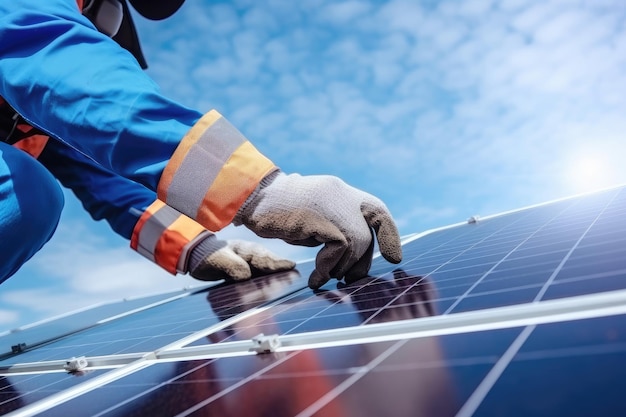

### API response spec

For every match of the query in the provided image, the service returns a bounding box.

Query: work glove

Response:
[187,236,296,281]
[234,172,403,289]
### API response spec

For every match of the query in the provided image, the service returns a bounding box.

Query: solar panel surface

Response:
[0,289,203,358]
[1,185,625,417]
[0,270,307,365]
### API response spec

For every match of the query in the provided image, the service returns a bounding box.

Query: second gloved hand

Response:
[234,172,403,289]
[187,236,296,281]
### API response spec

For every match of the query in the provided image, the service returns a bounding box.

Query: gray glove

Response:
[187,236,296,281]
[234,172,403,289]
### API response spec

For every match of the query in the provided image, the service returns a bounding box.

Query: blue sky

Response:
[1,0,625,332]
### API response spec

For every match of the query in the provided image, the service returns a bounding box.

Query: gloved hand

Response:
[187,236,296,281]
[234,172,403,289]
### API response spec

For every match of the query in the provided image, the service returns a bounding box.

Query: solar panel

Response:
[1,185,625,416]
[0,288,205,358]
[0,270,308,365]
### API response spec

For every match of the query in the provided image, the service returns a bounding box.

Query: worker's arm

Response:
[0,0,196,190]
[0,0,402,288]
[0,1,272,231]
[37,139,295,281]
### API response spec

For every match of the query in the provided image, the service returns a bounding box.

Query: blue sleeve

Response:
[38,138,156,240]
[0,0,203,190]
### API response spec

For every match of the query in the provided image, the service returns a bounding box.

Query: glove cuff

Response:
[186,234,226,274]
[131,200,209,274]
[232,170,283,226]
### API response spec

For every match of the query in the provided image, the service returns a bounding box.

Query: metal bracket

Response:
[250,334,281,354]
[11,343,26,354]
[467,215,480,224]
[64,356,88,373]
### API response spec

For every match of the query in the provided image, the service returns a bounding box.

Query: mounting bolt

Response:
[467,215,480,224]
[250,334,281,354]
[64,356,88,373]
[11,343,26,353]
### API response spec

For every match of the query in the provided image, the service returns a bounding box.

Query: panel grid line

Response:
[363,206,544,324]
[454,187,619,417]
[443,196,585,314]
[534,189,618,302]
[91,360,218,417]
[174,352,300,417]
[455,325,536,417]
[294,339,409,417]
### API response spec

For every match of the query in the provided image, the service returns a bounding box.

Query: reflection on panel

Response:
[44,328,523,417]
[0,268,309,366]
[187,187,626,347]
[188,269,440,346]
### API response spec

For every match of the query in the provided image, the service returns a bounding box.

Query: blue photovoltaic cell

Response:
[474,314,626,417]
[0,289,199,358]
[0,370,106,415]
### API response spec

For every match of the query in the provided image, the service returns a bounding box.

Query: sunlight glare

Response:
[564,152,615,193]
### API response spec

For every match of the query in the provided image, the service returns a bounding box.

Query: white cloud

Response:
[131,0,626,221]
[0,309,19,326]
[319,1,372,24]
[511,2,558,33]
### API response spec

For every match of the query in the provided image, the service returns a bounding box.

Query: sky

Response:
[1,0,625,332]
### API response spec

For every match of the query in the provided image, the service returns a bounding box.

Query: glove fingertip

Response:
[361,201,403,264]
[378,222,403,264]
[229,264,253,281]
[250,257,296,274]
[277,259,297,271]
[375,225,402,264]
[382,246,403,264]
[308,269,330,290]
[216,249,253,281]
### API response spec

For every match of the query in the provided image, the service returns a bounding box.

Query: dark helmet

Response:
[83,0,186,69]
[120,0,186,68]
[128,0,186,20]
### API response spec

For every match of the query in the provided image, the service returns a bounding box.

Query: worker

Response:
[0,0,402,290]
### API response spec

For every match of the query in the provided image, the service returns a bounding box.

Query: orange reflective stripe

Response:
[130,200,165,253]
[12,135,49,159]
[197,141,275,229]
[158,110,276,232]
[153,216,206,274]
[131,200,207,274]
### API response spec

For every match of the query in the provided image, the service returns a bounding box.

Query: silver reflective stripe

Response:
[135,205,179,261]
[165,116,246,217]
